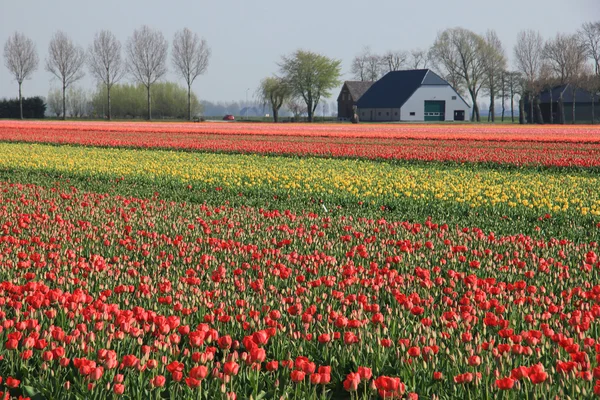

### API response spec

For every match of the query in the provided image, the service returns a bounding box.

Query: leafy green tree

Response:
[257,77,291,122]
[279,50,341,122]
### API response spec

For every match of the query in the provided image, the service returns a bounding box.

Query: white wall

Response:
[400,85,470,121]
[358,108,401,122]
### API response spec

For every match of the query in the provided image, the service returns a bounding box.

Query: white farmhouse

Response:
[356,69,471,122]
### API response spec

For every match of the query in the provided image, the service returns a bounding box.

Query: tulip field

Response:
[1,121,600,399]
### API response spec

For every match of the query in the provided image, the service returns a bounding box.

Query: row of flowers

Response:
[0,182,599,398]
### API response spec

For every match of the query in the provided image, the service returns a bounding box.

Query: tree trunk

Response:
[490,90,495,122]
[147,86,152,121]
[468,89,479,122]
[592,95,596,125]
[558,94,565,124]
[501,96,505,122]
[18,82,23,120]
[307,100,313,122]
[519,98,525,124]
[549,90,553,124]
[187,84,192,121]
[529,94,534,124]
[107,86,112,121]
[511,94,514,123]
[272,106,279,123]
[62,83,67,121]
[535,97,543,124]
[572,89,576,124]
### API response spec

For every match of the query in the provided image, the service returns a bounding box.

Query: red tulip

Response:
[223,361,240,376]
[496,377,515,390]
[343,372,361,391]
[113,384,125,395]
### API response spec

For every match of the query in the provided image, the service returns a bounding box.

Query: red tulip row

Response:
[4,120,600,142]
[3,121,600,167]
[0,181,599,399]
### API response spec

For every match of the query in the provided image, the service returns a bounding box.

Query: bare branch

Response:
[408,48,430,69]
[430,27,488,121]
[88,30,124,90]
[126,25,168,120]
[88,30,124,120]
[351,47,380,81]
[579,21,600,76]
[45,31,86,119]
[4,32,38,85]
[3,32,39,119]
[380,50,408,74]
[172,28,211,120]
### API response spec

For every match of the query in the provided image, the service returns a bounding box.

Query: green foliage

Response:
[279,50,342,122]
[258,77,292,122]
[0,97,45,118]
[91,82,202,119]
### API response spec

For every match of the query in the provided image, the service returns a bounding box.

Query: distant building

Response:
[337,81,374,120]
[356,69,470,122]
[528,84,600,124]
[239,106,264,117]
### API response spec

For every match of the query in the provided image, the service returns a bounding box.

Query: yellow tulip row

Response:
[3,143,600,216]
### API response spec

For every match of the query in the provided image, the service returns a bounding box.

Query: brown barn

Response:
[337,81,374,120]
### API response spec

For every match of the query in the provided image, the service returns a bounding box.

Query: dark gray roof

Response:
[337,81,375,102]
[539,84,599,103]
[356,69,461,109]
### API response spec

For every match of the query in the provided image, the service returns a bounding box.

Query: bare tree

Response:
[505,71,522,123]
[514,30,544,123]
[543,33,583,85]
[483,30,507,122]
[568,52,589,124]
[581,71,600,124]
[499,70,508,121]
[407,48,431,69]
[67,86,89,118]
[430,27,488,121]
[351,47,380,81]
[364,53,381,81]
[88,30,124,120]
[172,28,211,121]
[538,63,559,123]
[45,31,86,120]
[3,32,39,119]
[286,98,307,121]
[126,25,168,120]
[579,21,600,76]
[542,34,583,123]
[351,48,368,81]
[47,88,62,118]
[380,50,408,74]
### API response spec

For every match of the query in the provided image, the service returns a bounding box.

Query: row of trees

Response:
[3,27,210,120]
[347,22,600,123]
[45,82,202,119]
[351,47,431,82]
[514,24,600,124]
[0,97,45,119]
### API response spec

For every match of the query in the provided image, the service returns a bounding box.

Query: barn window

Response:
[410,112,416,116]
[452,96,457,100]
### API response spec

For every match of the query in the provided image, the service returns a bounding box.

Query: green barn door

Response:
[424,101,445,121]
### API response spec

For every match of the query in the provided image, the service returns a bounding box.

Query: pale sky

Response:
[1,0,598,103]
